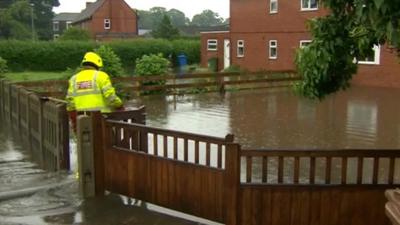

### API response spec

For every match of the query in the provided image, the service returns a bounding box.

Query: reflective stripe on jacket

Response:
[66,69,122,113]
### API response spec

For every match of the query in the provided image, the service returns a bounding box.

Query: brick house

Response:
[201,0,400,88]
[52,13,79,40]
[71,0,138,41]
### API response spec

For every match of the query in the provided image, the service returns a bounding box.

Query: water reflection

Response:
[129,86,400,149]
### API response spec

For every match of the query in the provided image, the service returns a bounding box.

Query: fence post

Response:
[76,114,96,197]
[225,143,241,225]
[57,103,70,171]
[93,112,105,196]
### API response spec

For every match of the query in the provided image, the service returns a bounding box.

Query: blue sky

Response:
[53,0,230,19]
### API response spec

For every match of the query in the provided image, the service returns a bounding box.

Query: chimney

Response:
[86,1,93,8]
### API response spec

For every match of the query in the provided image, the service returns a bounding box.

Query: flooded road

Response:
[133,86,400,149]
[1,85,400,225]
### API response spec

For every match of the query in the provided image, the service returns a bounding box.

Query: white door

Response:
[224,39,230,69]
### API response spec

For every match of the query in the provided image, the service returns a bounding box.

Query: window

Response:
[104,19,111,30]
[66,21,72,29]
[53,21,59,31]
[237,40,244,57]
[357,45,381,65]
[207,39,218,51]
[299,40,311,48]
[301,0,318,10]
[269,40,277,59]
[270,0,278,13]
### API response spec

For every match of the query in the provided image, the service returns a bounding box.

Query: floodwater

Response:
[1,85,400,225]
[131,86,400,149]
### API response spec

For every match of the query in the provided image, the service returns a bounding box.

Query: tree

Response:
[0,0,32,40]
[0,0,60,40]
[58,27,90,41]
[31,0,60,40]
[295,0,400,99]
[191,10,224,26]
[167,9,189,27]
[151,14,180,39]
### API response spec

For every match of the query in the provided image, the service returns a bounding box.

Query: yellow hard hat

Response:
[82,52,103,68]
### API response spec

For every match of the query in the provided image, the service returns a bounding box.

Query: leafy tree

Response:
[137,10,153,29]
[0,0,59,40]
[0,0,32,40]
[151,14,180,39]
[31,0,60,40]
[191,10,224,26]
[167,9,189,27]
[58,27,90,41]
[295,0,400,99]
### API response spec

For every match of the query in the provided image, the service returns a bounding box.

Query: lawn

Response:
[3,71,71,82]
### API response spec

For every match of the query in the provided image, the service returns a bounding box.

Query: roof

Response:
[53,13,79,22]
[72,0,106,24]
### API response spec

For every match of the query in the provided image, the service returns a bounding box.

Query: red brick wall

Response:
[352,46,400,88]
[201,32,230,71]
[225,0,400,88]
[86,0,137,40]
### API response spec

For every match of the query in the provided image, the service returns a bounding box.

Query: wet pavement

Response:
[1,85,400,224]
[0,123,219,225]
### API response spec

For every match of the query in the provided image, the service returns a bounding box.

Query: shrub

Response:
[135,53,170,94]
[0,39,200,72]
[58,27,91,41]
[0,57,8,76]
[135,53,170,77]
[94,45,123,77]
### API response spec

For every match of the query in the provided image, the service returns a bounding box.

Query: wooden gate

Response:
[93,111,400,225]
[92,112,236,223]
[0,81,69,171]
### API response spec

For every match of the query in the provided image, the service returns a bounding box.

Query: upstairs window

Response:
[207,39,218,51]
[301,0,318,10]
[53,21,59,31]
[270,0,278,13]
[104,19,111,30]
[299,40,311,48]
[237,40,244,57]
[357,45,381,65]
[269,40,277,59]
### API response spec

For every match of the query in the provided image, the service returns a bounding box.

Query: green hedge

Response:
[0,38,200,73]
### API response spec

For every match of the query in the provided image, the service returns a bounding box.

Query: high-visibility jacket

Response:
[66,69,122,113]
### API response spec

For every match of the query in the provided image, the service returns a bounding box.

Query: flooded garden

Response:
[1,85,400,224]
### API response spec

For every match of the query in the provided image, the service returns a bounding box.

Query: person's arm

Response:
[98,73,123,109]
[65,76,76,112]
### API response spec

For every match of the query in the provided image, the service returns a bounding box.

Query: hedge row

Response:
[0,39,200,72]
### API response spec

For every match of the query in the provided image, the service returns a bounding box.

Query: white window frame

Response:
[299,40,311,48]
[53,21,59,31]
[237,40,245,57]
[270,0,278,13]
[207,39,218,51]
[269,40,278,59]
[301,0,318,11]
[66,21,72,29]
[358,45,381,65]
[104,19,111,30]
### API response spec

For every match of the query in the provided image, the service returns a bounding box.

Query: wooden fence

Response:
[16,71,299,98]
[89,113,400,225]
[0,79,69,171]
